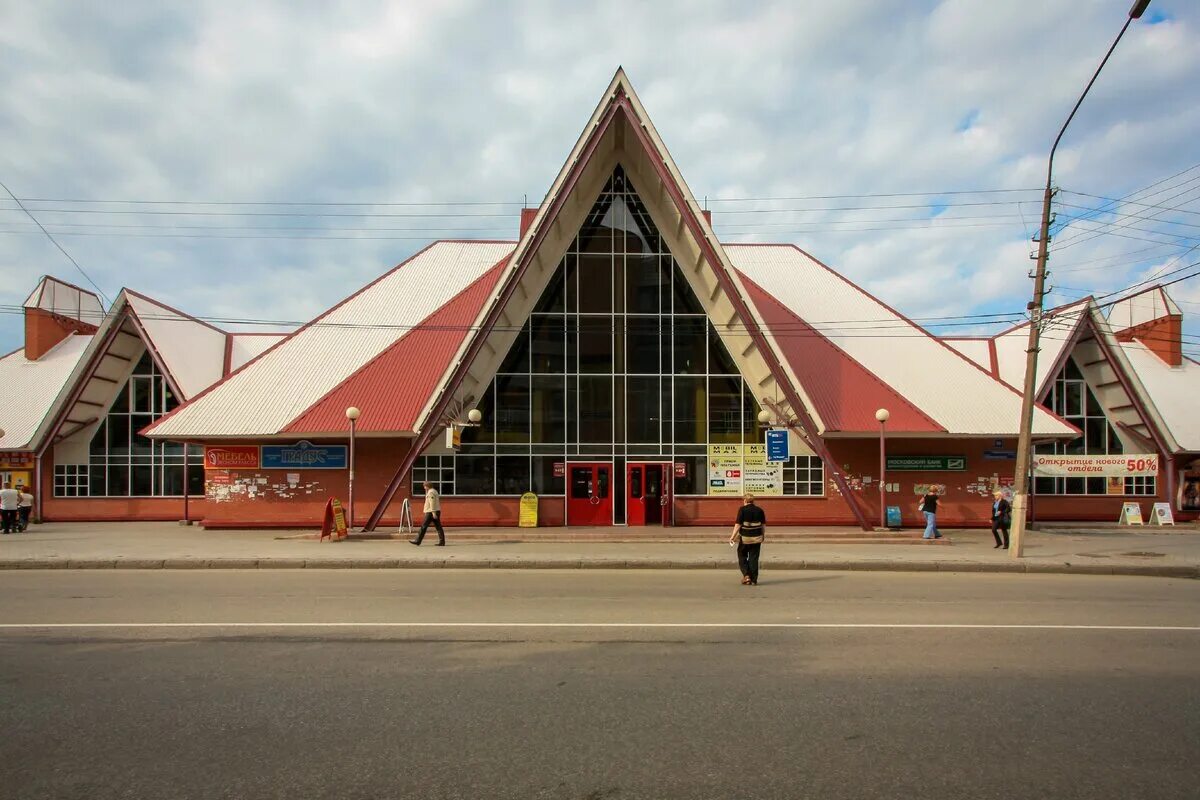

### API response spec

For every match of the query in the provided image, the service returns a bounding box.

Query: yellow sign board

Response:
[706,445,783,496]
[518,492,538,528]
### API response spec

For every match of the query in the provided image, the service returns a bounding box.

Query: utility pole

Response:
[1010,0,1152,558]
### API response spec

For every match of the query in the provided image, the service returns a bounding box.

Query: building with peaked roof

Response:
[11,70,1198,530]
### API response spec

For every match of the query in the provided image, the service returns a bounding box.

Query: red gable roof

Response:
[282,256,510,434]
[739,272,943,434]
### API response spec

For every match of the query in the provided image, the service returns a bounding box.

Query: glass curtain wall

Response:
[415,165,823,519]
[55,350,204,497]
[1033,357,1155,496]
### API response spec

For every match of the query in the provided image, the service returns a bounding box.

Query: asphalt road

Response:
[1,571,1198,800]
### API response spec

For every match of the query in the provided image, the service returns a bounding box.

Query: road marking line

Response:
[0,622,1198,631]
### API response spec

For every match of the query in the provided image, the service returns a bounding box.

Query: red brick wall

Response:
[40,449,207,522]
[24,308,98,361]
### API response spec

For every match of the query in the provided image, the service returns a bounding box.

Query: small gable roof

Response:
[0,334,92,450]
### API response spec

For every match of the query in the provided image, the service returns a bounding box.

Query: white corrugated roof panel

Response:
[147,241,514,438]
[1119,341,1200,451]
[1107,286,1181,331]
[942,338,991,370]
[992,299,1090,392]
[726,244,1075,436]
[228,334,287,371]
[126,291,228,400]
[0,334,92,449]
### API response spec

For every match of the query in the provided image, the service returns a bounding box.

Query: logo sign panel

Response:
[205,446,260,470]
[261,440,348,470]
[886,456,966,472]
[765,429,789,462]
[1033,454,1158,477]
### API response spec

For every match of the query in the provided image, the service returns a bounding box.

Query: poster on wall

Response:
[706,445,783,496]
[1033,454,1158,477]
[707,444,742,496]
[743,445,783,496]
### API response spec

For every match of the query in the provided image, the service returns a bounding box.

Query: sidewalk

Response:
[1,522,1197,578]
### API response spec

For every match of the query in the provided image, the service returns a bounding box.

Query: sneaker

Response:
[408,540,420,546]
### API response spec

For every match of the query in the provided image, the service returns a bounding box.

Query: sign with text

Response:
[765,429,789,462]
[321,497,348,541]
[446,425,462,451]
[0,452,34,469]
[261,440,347,470]
[886,455,966,472]
[204,445,259,470]
[518,492,538,528]
[885,505,903,529]
[1034,454,1158,478]
[707,445,783,496]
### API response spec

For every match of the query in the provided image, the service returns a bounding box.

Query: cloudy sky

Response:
[2,0,1197,355]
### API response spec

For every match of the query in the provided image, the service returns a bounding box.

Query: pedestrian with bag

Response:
[409,481,446,546]
[918,486,942,540]
[0,482,19,534]
[17,486,34,532]
[728,494,766,585]
[990,489,1011,549]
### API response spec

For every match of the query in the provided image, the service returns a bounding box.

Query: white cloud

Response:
[1,0,1197,359]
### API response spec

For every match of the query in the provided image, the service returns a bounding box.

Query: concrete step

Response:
[350,531,952,545]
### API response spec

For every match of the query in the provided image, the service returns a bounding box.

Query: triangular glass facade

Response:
[1033,356,1155,497]
[412,165,813,518]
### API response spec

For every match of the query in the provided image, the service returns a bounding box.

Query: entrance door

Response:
[567,462,613,526]
[626,462,672,526]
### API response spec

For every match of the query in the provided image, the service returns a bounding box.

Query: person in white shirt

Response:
[17,487,34,531]
[0,482,20,534]
[409,481,446,546]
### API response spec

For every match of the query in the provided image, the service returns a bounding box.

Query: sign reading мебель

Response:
[204,445,260,470]
[886,456,966,472]
[707,444,783,496]
[1033,454,1159,477]
[261,440,348,470]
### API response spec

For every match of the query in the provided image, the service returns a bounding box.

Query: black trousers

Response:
[737,542,762,583]
[0,509,16,533]
[991,518,1010,548]
[415,512,445,544]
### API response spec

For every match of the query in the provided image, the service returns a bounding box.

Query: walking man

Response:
[0,482,19,534]
[728,494,766,585]
[409,481,446,546]
[17,485,34,532]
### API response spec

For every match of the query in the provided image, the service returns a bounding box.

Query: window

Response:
[53,464,89,497]
[784,456,825,497]
[1034,357,1156,497]
[84,351,204,497]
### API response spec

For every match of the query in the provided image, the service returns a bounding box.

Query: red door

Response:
[627,462,672,527]
[567,462,613,526]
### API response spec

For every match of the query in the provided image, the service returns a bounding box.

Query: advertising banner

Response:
[765,429,789,462]
[204,445,259,470]
[1033,454,1159,477]
[261,440,347,470]
[518,492,538,528]
[707,445,783,496]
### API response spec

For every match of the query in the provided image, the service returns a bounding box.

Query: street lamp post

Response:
[345,407,360,530]
[1010,0,1152,559]
[875,409,889,529]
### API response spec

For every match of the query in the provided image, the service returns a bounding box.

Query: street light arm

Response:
[1048,14,1137,168]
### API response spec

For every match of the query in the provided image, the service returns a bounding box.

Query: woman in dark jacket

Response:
[729,494,766,585]
[990,490,1012,549]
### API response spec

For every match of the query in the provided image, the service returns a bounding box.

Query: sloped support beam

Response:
[362,95,627,531]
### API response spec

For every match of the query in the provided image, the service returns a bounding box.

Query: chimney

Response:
[702,209,712,226]
[520,208,539,239]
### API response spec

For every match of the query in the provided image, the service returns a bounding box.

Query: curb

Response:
[0,558,1196,579]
